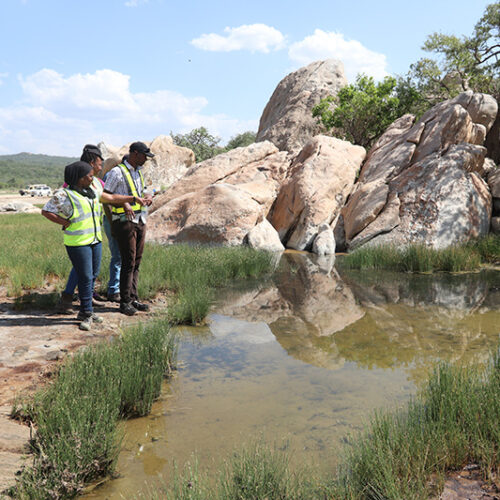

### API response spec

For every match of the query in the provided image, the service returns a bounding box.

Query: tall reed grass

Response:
[333,345,500,499]
[339,237,500,273]
[12,318,176,498]
[145,442,331,500]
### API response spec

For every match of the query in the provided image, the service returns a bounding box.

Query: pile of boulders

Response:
[101,59,499,253]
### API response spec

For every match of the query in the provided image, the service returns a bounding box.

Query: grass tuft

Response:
[340,237,500,273]
[12,318,176,498]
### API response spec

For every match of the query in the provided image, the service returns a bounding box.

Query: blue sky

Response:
[0,0,493,156]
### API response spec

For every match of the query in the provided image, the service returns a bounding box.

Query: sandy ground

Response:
[0,192,51,205]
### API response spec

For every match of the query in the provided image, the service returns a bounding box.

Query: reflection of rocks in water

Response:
[214,252,500,377]
[334,268,500,379]
[275,253,364,336]
[269,316,344,369]
[216,285,292,324]
[338,268,491,312]
[215,252,364,369]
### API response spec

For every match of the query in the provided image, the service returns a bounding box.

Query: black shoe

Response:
[107,293,121,303]
[92,292,107,303]
[132,301,150,312]
[56,292,74,314]
[120,302,137,316]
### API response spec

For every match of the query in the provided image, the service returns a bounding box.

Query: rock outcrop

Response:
[270,136,365,252]
[256,59,347,153]
[98,135,195,189]
[0,202,38,214]
[147,142,290,249]
[342,91,498,249]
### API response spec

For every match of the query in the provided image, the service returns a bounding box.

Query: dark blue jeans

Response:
[65,242,102,314]
[103,217,121,295]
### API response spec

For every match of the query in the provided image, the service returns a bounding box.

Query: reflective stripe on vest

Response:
[63,189,103,246]
[111,164,145,214]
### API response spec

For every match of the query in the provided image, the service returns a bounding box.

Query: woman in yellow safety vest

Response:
[42,161,146,331]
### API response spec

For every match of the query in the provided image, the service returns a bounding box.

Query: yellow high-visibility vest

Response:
[63,189,103,246]
[111,164,145,215]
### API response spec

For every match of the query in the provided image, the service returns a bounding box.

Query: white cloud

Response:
[124,0,149,6]
[288,29,388,82]
[191,24,285,53]
[0,72,8,85]
[0,68,255,155]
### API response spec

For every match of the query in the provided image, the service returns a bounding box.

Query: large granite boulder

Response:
[147,142,290,249]
[147,183,271,246]
[151,141,283,212]
[98,135,195,189]
[256,59,347,153]
[269,135,365,252]
[342,91,498,250]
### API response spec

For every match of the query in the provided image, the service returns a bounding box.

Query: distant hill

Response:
[0,152,78,189]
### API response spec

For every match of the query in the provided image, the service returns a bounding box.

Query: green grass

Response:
[142,346,500,500]
[0,213,275,324]
[0,214,72,296]
[333,345,500,499]
[143,441,330,500]
[11,318,176,499]
[339,236,500,273]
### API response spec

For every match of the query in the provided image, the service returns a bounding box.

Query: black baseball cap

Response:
[129,141,155,158]
[82,144,103,160]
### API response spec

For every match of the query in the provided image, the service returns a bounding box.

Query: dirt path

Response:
[0,291,161,493]
[0,192,51,205]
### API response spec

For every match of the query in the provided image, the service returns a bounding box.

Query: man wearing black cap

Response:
[104,141,154,315]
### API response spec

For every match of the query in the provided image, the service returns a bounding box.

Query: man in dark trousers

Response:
[104,141,154,315]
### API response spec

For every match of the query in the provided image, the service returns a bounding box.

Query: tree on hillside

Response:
[312,75,420,149]
[225,131,256,150]
[171,128,257,162]
[313,3,499,155]
[171,127,224,162]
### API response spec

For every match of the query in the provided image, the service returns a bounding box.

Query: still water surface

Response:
[89,253,500,498]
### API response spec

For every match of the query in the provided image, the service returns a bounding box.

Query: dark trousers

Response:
[112,220,146,305]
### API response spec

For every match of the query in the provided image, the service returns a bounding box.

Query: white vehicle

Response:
[28,184,52,197]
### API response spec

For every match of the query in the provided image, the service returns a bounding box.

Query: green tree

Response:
[225,131,256,151]
[171,127,224,162]
[409,2,499,103]
[313,75,414,149]
[408,2,499,161]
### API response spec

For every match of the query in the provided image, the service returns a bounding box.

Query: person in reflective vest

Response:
[104,141,154,316]
[57,145,107,313]
[42,161,147,331]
